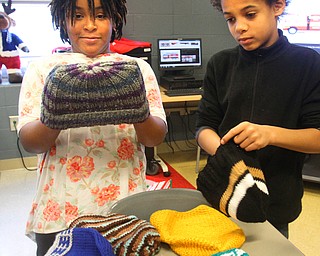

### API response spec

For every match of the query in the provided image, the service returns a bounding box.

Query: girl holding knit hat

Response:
[196,0,320,238]
[17,0,167,255]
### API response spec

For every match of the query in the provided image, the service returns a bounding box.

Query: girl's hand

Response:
[221,121,272,151]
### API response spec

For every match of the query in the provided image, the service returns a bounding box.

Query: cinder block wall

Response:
[0,84,29,160]
[0,0,236,160]
[124,0,235,79]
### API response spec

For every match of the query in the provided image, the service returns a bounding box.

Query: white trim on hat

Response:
[228,173,255,218]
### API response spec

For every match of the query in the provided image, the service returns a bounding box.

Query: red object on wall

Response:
[110,38,151,54]
[110,38,152,66]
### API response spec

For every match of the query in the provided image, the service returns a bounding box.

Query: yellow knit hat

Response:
[150,205,245,256]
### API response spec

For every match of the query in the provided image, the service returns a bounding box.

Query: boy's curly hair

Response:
[210,0,290,12]
[50,0,127,44]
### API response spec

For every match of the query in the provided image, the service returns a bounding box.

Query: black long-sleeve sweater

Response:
[196,30,320,225]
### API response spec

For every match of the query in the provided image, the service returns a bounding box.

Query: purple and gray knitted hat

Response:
[41,60,150,129]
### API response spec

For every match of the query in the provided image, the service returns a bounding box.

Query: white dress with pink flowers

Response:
[17,52,167,240]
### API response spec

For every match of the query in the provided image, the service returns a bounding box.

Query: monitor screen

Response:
[278,0,320,53]
[158,38,202,71]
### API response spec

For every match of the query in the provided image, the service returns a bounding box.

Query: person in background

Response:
[196,0,320,238]
[17,0,167,255]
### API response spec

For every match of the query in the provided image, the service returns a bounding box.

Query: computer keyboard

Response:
[165,87,203,96]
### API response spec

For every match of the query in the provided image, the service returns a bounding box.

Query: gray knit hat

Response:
[41,60,150,129]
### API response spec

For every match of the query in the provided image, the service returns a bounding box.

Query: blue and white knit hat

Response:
[45,227,115,256]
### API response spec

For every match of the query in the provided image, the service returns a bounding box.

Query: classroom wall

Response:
[0,0,236,160]
[124,0,236,79]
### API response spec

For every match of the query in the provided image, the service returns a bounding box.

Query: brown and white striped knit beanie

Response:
[69,213,161,256]
[197,141,269,222]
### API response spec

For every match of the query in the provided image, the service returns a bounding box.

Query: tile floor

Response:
[0,149,319,256]
[0,168,37,256]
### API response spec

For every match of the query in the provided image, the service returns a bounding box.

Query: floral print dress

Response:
[17,52,167,240]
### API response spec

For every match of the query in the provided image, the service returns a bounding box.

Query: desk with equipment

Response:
[160,85,201,111]
[158,38,204,97]
[160,76,203,96]
[148,86,202,176]
[160,85,204,173]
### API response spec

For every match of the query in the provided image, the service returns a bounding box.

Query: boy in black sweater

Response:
[196,0,320,238]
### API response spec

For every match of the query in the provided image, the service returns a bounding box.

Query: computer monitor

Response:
[158,38,202,78]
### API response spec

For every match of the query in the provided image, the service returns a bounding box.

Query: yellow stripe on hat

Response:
[248,166,269,195]
[248,166,265,180]
[219,160,248,215]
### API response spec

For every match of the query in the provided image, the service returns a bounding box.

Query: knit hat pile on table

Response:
[69,213,161,256]
[41,60,150,130]
[45,227,115,256]
[150,205,245,256]
[197,140,269,222]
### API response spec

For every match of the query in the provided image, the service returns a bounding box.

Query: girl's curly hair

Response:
[210,0,290,12]
[50,0,127,44]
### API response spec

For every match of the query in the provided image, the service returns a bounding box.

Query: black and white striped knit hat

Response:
[197,141,269,223]
[69,213,161,256]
